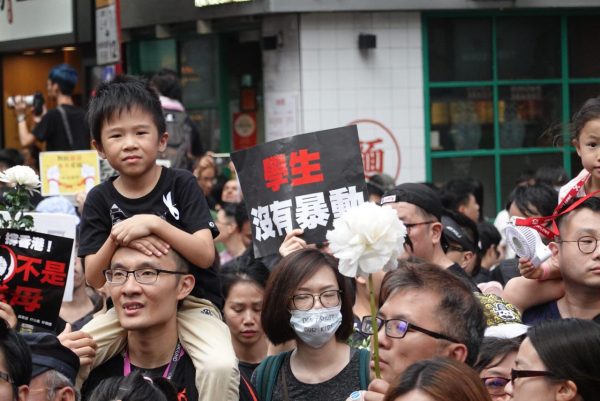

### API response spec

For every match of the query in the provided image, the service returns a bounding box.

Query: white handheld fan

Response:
[504,217,552,267]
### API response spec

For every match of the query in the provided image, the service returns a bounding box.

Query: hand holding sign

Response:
[0,302,17,328]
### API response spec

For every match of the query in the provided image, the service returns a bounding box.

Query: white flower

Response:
[0,165,41,192]
[326,202,406,278]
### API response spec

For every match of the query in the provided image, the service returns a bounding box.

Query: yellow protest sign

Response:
[39,151,100,196]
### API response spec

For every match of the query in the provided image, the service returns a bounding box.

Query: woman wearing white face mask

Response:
[252,248,370,401]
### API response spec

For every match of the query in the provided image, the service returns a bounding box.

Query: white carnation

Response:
[326,202,406,278]
[0,165,41,192]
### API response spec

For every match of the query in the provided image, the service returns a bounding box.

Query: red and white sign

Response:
[233,112,258,150]
[349,119,401,181]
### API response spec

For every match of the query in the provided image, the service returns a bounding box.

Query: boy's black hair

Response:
[440,178,477,212]
[504,183,557,218]
[87,75,166,145]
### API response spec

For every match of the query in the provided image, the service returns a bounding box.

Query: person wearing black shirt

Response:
[14,64,89,151]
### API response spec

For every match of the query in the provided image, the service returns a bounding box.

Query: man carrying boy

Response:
[78,75,238,399]
[81,247,259,400]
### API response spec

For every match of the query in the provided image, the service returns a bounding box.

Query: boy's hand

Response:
[111,215,160,246]
[58,324,97,367]
[128,235,170,257]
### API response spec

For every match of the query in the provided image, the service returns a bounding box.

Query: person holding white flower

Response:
[253,248,371,401]
[353,263,486,401]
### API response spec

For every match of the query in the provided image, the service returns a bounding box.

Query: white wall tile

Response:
[302,49,320,70]
[302,70,320,90]
[300,28,320,50]
[303,90,321,111]
[320,90,339,110]
[319,69,338,90]
[319,48,338,70]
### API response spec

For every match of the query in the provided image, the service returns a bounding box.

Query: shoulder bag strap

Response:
[57,105,74,148]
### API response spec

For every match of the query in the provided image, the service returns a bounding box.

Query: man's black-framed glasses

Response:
[510,369,556,383]
[556,236,599,254]
[103,268,186,285]
[403,221,435,231]
[481,377,510,396]
[360,316,459,343]
[290,290,342,311]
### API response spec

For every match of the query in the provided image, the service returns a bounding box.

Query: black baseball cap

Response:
[380,183,443,221]
[22,332,80,385]
[442,215,478,253]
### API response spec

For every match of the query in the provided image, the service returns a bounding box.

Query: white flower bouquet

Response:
[0,165,41,230]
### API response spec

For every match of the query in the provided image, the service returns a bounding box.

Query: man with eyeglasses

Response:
[380,183,480,292]
[79,246,258,401]
[22,332,80,401]
[522,196,600,325]
[354,262,485,401]
[80,246,199,401]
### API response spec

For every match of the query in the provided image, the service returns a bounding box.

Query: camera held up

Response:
[6,92,45,116]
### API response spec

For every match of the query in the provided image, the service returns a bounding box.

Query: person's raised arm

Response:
[84,236,118,289]
[14,100,39,147]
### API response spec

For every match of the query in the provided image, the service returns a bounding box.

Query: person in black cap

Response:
[380,183,480,292]
[442,210,480,276]
[22,332,80,401]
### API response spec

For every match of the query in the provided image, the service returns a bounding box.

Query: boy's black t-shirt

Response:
[33,105,90,151]
[79,167,223,308]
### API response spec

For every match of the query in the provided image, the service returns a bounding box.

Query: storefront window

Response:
[425,11,600,217]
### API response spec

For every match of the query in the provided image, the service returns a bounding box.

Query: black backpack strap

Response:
[57,105,74,148]
[358,348,371,390]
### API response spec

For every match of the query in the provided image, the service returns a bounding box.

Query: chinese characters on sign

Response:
[232,125,367,257]
[39,150,100,196]
[0,230,73,331]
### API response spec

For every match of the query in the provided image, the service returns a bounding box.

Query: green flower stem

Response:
[369,273,381,379]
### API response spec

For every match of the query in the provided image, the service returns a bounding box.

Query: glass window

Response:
[428,18,492,82]
[432,156,496,218]
[570,84,600,119]
[430,87,494,151]
[498,85,561,148]
[180,37,218,107]
[496,16,561,80]
[568,16,600,78]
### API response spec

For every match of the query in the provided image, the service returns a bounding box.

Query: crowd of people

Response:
[1,69,600,401]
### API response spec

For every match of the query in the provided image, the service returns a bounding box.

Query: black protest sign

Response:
[232,125,367,257]
[0,230,73,331]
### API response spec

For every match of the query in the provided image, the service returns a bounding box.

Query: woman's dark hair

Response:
[89,371,177,401]
[527,318,600,401]
[571,97,600,141]
[0,319,32,389]
[535,165,569,188]
[473,337,521,373]
[261,248,354,345]
[150,68,182,101]
[383,357,492,401]
[220,259,270,300]
[221,202,248,232]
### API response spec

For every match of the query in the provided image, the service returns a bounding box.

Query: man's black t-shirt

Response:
[81,350,258,401]
[522,300,561,326]
[81,352,197,401]
[33,105,89,150]
[79,167,223,308]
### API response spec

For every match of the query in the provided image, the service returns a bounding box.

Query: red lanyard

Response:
[123,342,184,380]
[514,175,600,240]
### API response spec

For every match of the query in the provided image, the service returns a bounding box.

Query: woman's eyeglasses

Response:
[481,377,509,396]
